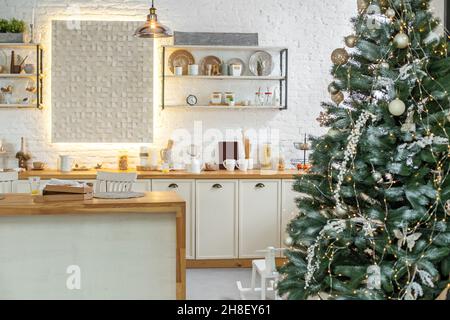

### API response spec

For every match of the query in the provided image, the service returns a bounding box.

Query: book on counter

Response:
[35,182,94,202]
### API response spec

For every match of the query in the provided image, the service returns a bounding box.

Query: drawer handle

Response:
[212,184,223,189]
[168,183,179,189]
[255,183,266,189]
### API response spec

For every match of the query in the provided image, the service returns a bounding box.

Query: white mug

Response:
[190,159,202,174]
[237,159,248,172]
[59,155,73,173]
[188,64,199,76]
[175,66,183,76]
[223,159,236,172]
[231,64,242,76]
[247,159,254,170]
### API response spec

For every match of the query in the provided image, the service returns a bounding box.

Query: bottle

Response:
[139,146,150,168]
[118,150,129,171]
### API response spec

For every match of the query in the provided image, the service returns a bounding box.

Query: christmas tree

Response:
[279,0,450,300]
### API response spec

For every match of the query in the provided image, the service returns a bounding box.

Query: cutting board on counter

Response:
[35,184,94,202]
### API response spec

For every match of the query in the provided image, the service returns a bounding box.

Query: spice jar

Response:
[118,150,129,171]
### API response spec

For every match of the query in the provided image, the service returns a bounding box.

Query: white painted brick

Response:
[0,0,446,168]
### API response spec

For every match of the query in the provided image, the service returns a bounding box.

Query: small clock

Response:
[186,95,198,106]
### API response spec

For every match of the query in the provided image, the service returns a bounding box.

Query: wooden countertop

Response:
[0,192,186,216]
[18,169,300,180]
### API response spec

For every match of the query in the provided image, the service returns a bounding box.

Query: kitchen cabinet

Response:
[152,180,195,259]
[196,180,238,259]
[239,180,281,258]
[132,180,151,192]
[281,180,299,248]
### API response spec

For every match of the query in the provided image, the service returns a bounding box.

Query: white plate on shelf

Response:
[249,51,274,76]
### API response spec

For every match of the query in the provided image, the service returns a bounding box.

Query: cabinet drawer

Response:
[152,180,195,259]
[196,180,238,259]
[239,180,281,258]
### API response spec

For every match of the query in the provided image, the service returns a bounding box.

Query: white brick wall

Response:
[0,0,446,169]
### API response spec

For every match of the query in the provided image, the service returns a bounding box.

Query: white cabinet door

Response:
[152,180,195,259]
[196,180,238,259]
[132,180,151,192]
[239,180,281,258]
[281,180,299,248]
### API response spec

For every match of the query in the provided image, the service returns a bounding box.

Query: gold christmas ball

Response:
[284,236,294,246]
[328,83,340,94]
[394,32,410,49]
[345,35,358,48]
[331,92,344,104]
[357,0,369,13]
[331,48,349,65]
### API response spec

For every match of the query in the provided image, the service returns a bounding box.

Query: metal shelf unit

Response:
[161,45,288,110]
[0,43,43,110]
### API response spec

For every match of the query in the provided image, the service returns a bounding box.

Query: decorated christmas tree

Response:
[279,0,450,300]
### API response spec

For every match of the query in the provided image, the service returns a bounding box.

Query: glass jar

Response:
[118,150,129,171]
[139,147,150,168]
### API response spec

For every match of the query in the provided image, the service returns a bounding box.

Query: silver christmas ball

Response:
[388,98,406,116]
[372,171,382,181]
[284,236,294,246]
[385,8,396,18]
[379,62,390,70]
[328,83,339,94]
[345,35,358,48]
[394,32,410,49]
[335,205,347,216]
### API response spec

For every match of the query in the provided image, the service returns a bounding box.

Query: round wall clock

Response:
[186,95,198,106]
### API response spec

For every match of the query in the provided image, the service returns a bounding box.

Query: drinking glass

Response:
[29,177,40,195]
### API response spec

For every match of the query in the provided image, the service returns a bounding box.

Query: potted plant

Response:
[0,19,26,43]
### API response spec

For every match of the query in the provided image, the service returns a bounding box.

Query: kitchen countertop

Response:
[0,191,186,216]
[18,169,302,180]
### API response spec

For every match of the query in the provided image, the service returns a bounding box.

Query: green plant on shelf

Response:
[0,18,26,33]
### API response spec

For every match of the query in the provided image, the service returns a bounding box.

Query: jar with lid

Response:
[139,146,150,168]
[118,150,129,171]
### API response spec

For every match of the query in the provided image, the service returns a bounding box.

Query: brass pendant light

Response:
[134,0,173,38]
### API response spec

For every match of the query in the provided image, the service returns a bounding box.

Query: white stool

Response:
[251,259,281,300]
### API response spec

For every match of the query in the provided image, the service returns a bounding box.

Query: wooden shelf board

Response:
[0,74,38,78]
[0,105,37,108]
[0,43,40,48]
[163,45,287,51]
[164,75,285,80]
[164,105,282,110]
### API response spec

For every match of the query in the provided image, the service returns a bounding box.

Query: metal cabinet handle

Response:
[255,183,266,189]
[212,184,223,189]
[168,183,179,189]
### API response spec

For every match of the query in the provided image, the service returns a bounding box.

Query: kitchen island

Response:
[0,192,186,300]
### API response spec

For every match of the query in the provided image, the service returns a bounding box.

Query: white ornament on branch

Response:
[394,226,422,252]
[401,111,416,133]
[367,265,381,290]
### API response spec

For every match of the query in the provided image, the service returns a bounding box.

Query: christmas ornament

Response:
[331,92,344,104]
[317,111,331,127]
[388,98,406,116]
[401,111,416,133]
[372,171,382,182]
[367,265,381,290]
[394,32,410,49]
[331,48,349,65]
[379,62,390,70]
[328,83,339,94]
[357,0,369,13]
[334,205,347,216]
[445,200,450,216]
[345,35,358,48]
[394,227,422,252]
[385,8,396,18]
[284,236,293,246]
